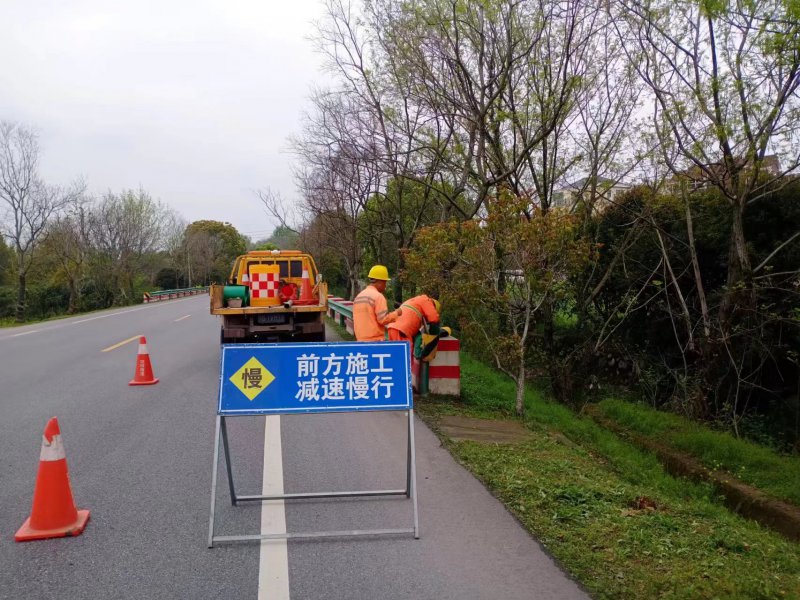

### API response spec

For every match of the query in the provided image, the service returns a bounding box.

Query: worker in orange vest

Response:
[353,265,403,341]
[387,295,442,352]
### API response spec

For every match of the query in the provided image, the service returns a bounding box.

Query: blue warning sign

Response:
[218,342,412,415]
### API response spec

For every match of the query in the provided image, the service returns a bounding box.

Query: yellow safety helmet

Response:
[432,298,441,314]
[367,265,390,281]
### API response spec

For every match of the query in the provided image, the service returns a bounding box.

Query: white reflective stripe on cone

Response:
[40,434,66,462]
[138,343,148,355]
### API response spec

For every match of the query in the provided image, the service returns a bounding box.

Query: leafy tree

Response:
[0,236,12,286]
[265,225,299,250]
[361,178,467,301]
[183,220,247,284]
[40,197,92,313]
[90,189,171,303]
[251,240,278,251]
[406,192,593,416]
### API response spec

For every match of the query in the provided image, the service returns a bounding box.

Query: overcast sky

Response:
[0,0,329,240]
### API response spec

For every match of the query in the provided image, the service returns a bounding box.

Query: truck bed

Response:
[209,283,328,315]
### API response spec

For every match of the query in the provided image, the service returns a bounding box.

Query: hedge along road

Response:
[0,294,587,600]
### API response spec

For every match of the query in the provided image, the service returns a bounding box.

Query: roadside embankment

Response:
[417,353,800,600]
[585,401,800,542]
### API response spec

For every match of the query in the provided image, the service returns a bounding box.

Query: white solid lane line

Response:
[258,415,290,600]
[0,295,205,341]
[174,314,191,322]
[12,329,42,337]
[74,305,152,323]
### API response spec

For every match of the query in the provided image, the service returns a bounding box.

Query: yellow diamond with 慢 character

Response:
[230,356,275,401]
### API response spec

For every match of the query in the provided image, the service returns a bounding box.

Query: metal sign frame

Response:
[207,342,419,547]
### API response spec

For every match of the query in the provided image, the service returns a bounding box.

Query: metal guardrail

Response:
[327,297,353,318]
[143,287,208,303]
[326,297,354,335]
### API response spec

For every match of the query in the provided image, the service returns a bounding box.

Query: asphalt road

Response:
[0,296,587,599]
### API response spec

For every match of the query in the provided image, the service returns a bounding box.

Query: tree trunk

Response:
[719,202,753,329]
[67,279,80,314]
[542,299,555,355]
[393,251,405,307]
[515,353,526,417]
[685,200,710,338]
[348,271,360,300]
[393,280,403,308]
[16,273,26,322]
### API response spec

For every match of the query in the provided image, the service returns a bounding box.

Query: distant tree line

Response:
[0,121,250,322]
[276,0,800,448]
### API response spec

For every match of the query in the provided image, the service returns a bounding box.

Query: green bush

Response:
[0,286,15,318]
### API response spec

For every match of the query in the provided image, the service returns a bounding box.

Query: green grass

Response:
[0,312,80,328]
[596,398,800,506]
[418,354,800,600]
[326,316,354,341]
[0,299,145,328]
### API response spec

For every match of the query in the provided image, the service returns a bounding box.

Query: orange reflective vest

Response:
[387,295,440,340]
[353,285,400,341]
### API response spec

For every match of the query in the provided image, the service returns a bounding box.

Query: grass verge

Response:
[325,316,353,341]
[593,399,800,507]
[0,312,84,328]
[418,354,800,599]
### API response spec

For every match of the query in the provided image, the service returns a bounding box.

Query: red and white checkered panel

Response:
[249,271,280,299]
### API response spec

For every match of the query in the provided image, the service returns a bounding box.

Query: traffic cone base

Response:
[129,377,159,386]
[15,510,89,542]
[129,336,158,385]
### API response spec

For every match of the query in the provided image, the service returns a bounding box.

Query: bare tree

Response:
[617,0,800,325]
[0,121,82,320]
[161,211,189,287]
[284,87,383,297]
[90,189,169,303]
[316,1,477,301]
[43,193,93,313]
[257,187,302,237]
[609,0,800,419]
[185,230,220,285]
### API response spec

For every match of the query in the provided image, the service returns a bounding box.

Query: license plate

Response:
[256,314,287,325]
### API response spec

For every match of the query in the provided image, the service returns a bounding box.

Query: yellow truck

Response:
[210,250,328,343]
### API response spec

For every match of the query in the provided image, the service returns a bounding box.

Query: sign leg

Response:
[208,415,222,548]
[408,409,420,539]
[220,416,237,505]
[406,409,412,497]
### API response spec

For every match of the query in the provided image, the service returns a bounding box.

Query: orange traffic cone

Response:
[297,269,315,305]
[15,418,90,542]
[129,336,159,386]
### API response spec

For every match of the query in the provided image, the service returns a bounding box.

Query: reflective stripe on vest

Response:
[401,302,427,329]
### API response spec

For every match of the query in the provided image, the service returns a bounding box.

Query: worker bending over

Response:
[353,265,403,341]
[387,295,442,351]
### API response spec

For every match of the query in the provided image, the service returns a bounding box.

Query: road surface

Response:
[0,296,587,599]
